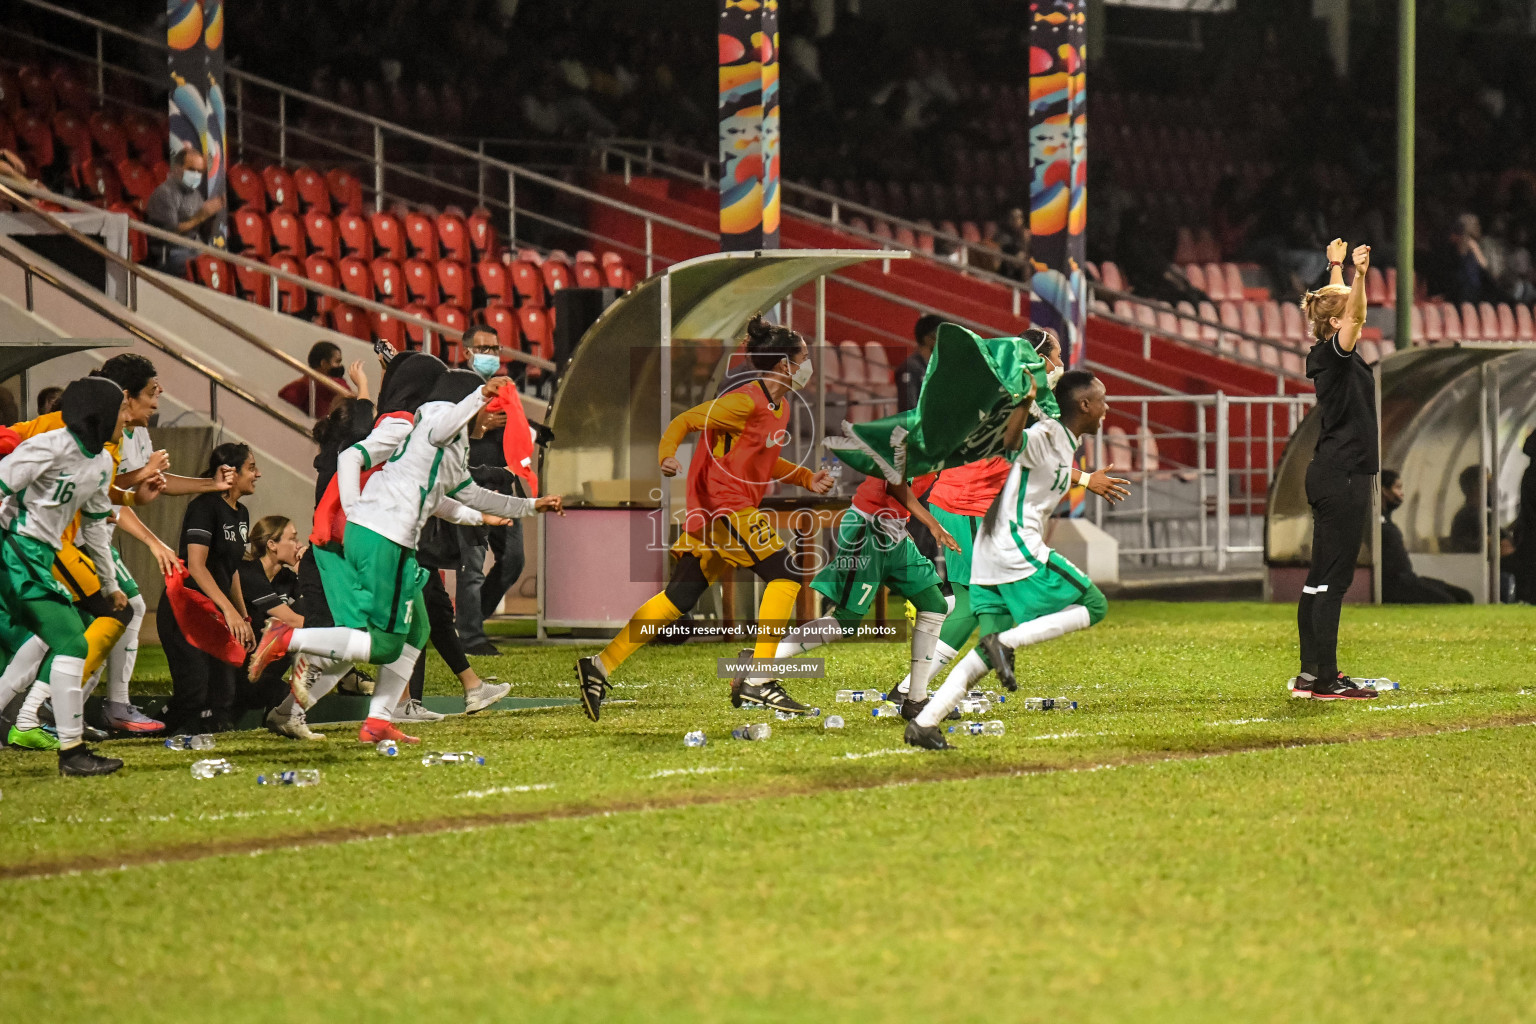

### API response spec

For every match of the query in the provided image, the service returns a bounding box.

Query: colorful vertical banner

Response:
[167,0,227,245]
[1027,0,1088,364]
[718,0,780,251]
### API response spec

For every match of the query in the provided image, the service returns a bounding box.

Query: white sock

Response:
[945,592,956,613]
[47,654,88,749]
[891,640,957,699]
[288,627,372,663]
[0,635,46,708]
[301,660,351,710]
[916,649,988,727]
[906,610,945,703]
[106,593,146,704]
[15,678,49,730]
[82,667,104,701]
[997,606,1091,650]
[774,616,841,659]
[368,645,421,721]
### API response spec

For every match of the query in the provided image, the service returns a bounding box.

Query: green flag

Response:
[826,324,1057,483]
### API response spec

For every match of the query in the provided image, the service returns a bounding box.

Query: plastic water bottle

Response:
[165,734,216,750]
[375,739,399,756]
[684,730,708,747]
[957,697,991,715]
[257,768,320,786]
[420,751,486,766]
[1358,678,1400,691]
[1023,697,1077,711]
[870,703,902,719]
[190,758,234,779]
[835,689,882,703]
[948,720,1005,737]
[968,689,1006,705]
[823,715,844,730]
[821,454,844,483]
[732,723,771,741]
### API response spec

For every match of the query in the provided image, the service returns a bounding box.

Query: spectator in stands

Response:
[1444,465,1486,553]
[897,314,943,412]
[144,147,224,277]
[1380,470,1473,604]
[996,208,1031,282]
[456,325,524,656]
[34,386,61,417]
[1213,175,1258,260]
[1514,430,1536,604]
[279,342,366,419]
[1435,214,1499,305]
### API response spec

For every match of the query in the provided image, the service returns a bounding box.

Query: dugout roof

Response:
[545,249,904,508]
[1266,344,1536,601]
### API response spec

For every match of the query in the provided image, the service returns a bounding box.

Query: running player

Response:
[247,369,562,745]
[0,378,158,774]
[906,369,1129,750]
[573,314,835,722]
[762,471,959,716]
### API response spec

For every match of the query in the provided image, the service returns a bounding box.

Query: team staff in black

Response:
[159,443,259,732]
[1292,239,1381,700]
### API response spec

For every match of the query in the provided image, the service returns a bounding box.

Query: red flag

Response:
[163,565,248,666]
[490,389,538,497]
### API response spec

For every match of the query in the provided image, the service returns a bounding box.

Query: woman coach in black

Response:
[1293,238,1380,700]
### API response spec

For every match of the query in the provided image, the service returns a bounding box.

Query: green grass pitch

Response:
[3,601,1535,1021]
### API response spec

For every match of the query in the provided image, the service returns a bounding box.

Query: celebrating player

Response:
[247,369,562,746]
[574,314,835,722]
[906,369,1130,750]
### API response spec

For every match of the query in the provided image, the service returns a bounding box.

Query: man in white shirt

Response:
[908,370,1128,750]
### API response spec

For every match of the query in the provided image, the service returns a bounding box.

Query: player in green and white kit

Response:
[247,369,562,745]
[906,369,1129,750]
[0,378,158,775]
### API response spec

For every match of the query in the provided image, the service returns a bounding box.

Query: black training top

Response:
[236,561,298,633]
[178,493,250,597]
[1305,332,1378,475]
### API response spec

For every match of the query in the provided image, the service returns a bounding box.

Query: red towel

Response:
[489,389,538,496]
[162,565,247,666]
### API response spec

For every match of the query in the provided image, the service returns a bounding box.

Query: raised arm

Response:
[426,380,504,447]
[658,391,756,474]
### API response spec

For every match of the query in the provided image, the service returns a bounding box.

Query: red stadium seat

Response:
[400,302,435,351]
[480,303,521,353]
[369,308,406,349]
[73,158,122,204]
[509,260,546,307]
[293,165,330,212]
[1440,303,1462,340]
[370,211,406,261]
[337,210,373,259]
[1223,264,1245,299]
[371,257,404,307]
[304,210,340,261]
[0,69,21,117]
[1479,302,1501,340]
[515,247,543,265]
[116,159,157,203]
[123,113,165,161]
[575,250,597,264]
[573,262,603,289]
[1260,301,1283,340]
[262,166,299,212]
[475,260,511,305]
[326,168,364,212]
[329,304,371,341]
[1098,260,1125,293]
[1518,304,1534,341]
[88,112,129,164]
[13,111,54,170]
[602,259,634,290]
[1421,302,1444,343]
[1410,304,1425,346]
[436,212,470,263]
[1497,303,1517,340]
[18,66,53,117]
[1201,262,1228,301]
[55,76,92,117]
[269,209,304,254]
[466,209,499,257]
[338,256,373,302]
[1365,267,1388,306]
[304,255,340,314]
[232,207,271,258]
[403,258,440,306]
[434,305,469,363]
[518,306,554,362]
[108,203,149,264]
[1183,263,1207,294]
[1460,302,1481,340]
[266,253,306,314]
[227,163,265,210]
[232,256,271,306]
[404,212,439,259]
[541,259,572,296]
[436,260,470,310]
[191,253,235,296]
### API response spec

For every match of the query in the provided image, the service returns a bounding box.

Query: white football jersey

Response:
[0,429,119,591]
[969,407,1079,586]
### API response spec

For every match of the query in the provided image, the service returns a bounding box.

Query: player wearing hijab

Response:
[0,378,162,774]
[573,314,835,722]
[906,370,1129,750]
[247,369,562,745]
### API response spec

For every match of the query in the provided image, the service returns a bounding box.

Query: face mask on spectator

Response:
[326,363,346,379]
[1046,363,1065,389]
[472,353,501,379]
[181,169,203,190]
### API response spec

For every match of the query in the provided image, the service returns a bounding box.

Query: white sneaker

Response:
[264,705,326,741]
[463,681,511,715]
[393,698,445,723]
